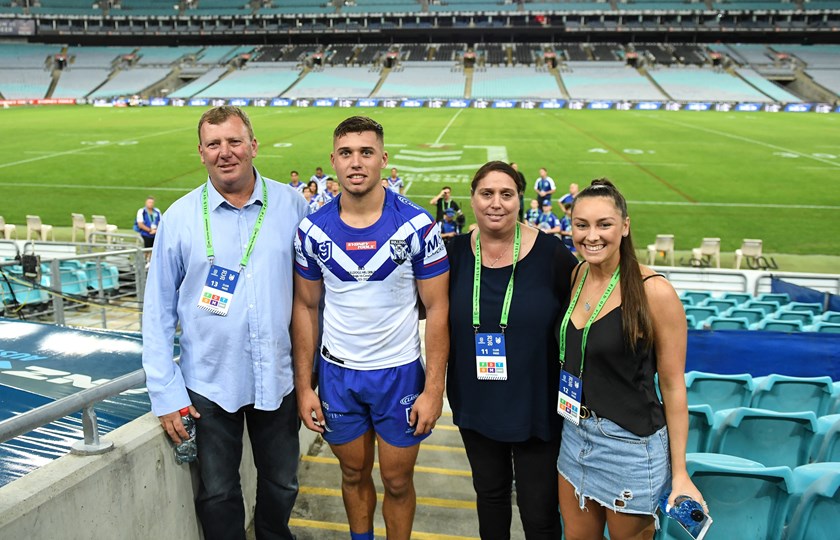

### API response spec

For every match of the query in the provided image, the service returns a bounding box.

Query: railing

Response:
[0,368,146,455]
[653,266,840,297]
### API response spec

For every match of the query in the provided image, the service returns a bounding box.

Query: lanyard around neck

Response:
[558,265,621,379]
[472,223,522,332]
[202,178,267,268]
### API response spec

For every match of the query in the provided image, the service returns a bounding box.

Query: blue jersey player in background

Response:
[292,116,450,540]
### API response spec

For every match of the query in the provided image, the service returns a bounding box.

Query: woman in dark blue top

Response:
[447,161,577,540]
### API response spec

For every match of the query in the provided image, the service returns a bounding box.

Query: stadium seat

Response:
[646,233,675,266]
[751,374,835,416]
[772,310,814,326]
[786,466,840,540]
[686,313,696,329]
[661,453,793,540]
[687,404,714,453]
[681,290,712,304]
[0,216,17,240]
[91,215,118,243]
[821,311,840,324]
[85,261,120,292]
[707,316,750,330]
[723,307,766,327]
[685,371,754,411]
[757,292,790,305]
[710,407,818,469]
[757,319,803,332]
[833,382,840,415]
[813,322,840,334]
[71,213,95,243]
[680,296,694,307]
[684,306,719,328]
[700,297,739,313]
[691,237,720,268]
[743,299,781,316]
[783,302,824,316]
[26,215,54,241]
[812,414,840,463]
[721,292,752,305]
[734,238,763,269]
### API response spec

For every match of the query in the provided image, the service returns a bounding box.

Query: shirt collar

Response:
[205,168,264,210]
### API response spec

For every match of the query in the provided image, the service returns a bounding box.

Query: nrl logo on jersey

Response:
[390,239,410,265]
[318,241,332,263]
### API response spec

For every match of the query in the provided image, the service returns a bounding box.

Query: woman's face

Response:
[571,196,629,266]
[471,170,520,235]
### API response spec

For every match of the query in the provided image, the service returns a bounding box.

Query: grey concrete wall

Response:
[0,413,259,540]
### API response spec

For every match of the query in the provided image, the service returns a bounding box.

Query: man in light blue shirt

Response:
[142,106,309,540]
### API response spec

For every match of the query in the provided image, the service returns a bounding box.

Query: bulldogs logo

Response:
[390,239,410,265]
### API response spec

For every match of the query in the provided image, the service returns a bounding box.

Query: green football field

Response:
[1,105,838,269]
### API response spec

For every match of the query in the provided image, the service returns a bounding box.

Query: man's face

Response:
[331,131,388,198]
[391,168,398,179]
[442,188,451,200]
[291,172,299,183]
[198,116,257,193]
[145,198,155,210]
[540,168,547,178]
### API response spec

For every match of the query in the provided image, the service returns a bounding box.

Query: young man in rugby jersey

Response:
[292,116,449,540]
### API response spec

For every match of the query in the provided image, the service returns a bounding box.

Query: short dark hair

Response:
[290,170,299,176]
[470,161,525,194]
[333,116,384,144]
[197,106,254,143]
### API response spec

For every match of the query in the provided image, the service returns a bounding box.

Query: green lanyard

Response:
[472,223,522,332]
[558,265,621,379]
[201,178,268,268]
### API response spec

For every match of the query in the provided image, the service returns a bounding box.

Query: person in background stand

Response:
[142,106,308,540]
[524,199,540,228]
[447,161,577,539]
[559,183,579,206]
[310,166,329,194]
[289,170,305,193]
[386,167,404,194]
[440,208,460,245]
[559,203,576,256]
[430,186,462,224]
[556,179,705,540]
[135,195,161,264]
[536,200,561,235]
[534,168,556,209]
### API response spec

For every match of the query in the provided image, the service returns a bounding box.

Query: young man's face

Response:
[331,131,388,198]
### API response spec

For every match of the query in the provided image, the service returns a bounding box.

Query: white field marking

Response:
[576,160,688,167]
[404,180,413,194]
[407,193,840,210]
[0,126,192,170]
[397,150,463,157]
[464,145,509,162]
[432,108,465,146]
[644,115,840,169]
[394,155,462,162]
[0,182,193,192]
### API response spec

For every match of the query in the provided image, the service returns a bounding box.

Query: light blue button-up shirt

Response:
[142,170,310,416]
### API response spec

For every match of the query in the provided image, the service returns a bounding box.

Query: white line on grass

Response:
[432,109,465,146]
[643,115,840,169]
[0,126,192,170]
[404,180,413,194]
[0,182,193,192]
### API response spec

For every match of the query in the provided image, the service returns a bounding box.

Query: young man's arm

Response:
[411,272,449,435]
[292,274,326,433]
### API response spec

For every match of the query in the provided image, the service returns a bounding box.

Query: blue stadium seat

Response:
[721,292,752,305]
[812,322,840,334]
[681,290,712,304]
[680,296,694,307]
[786,465,840,540]
[711,407,817,468]
[757,319,804,332]
[723,307,766,327]
[821,311,840,324]
[686,371,754,411]
[783,302,824,316]
[707,316,750,330]
[685,313,696,330]
[687,404,714,453]
[751,374,835,416]
[84,261,120,292]
[772,310,814,325]
[700,298,739,313]
[833,382,840,415]
[684,306,719,328]
[743,299,782,316]
[661,453,793,540]
[757,292,790,306]
[812,414,840,463]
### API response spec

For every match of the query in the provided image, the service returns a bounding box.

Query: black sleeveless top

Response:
[446,232,578,442]
[560,269,666,437]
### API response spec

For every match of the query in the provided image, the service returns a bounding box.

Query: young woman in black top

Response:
[447,161,577,539]
[556,179,705,540]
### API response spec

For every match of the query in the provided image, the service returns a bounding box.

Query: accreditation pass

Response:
[475,332,507,381]
[197,264,240,316]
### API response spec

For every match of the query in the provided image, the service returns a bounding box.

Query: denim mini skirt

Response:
[557,411,671,518]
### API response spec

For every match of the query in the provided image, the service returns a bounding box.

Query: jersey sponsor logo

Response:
[346,240,377,251]
[318,241,332,263]
[425,234,444,258]
[390,239,410,265]
[399,392,419,406]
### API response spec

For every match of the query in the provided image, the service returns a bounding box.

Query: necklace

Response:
[487,244,510,268]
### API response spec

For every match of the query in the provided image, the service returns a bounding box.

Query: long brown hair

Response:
[571,178,653,352]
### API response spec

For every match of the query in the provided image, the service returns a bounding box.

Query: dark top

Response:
[434,198,461,223]
[560,272,666,437]
[447,231,578,442]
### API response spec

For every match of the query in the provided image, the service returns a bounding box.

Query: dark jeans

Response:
[460,428,562,540]
[188,389,300,540]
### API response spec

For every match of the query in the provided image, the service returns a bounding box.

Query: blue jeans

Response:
[188,389,300,540]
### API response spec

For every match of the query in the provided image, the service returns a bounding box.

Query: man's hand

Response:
[297,387,325,433]
[158,405,200,444]
[409,391,443,436]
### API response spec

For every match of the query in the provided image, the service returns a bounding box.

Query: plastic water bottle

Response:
[659,493,706,536]
[174,407,197,464]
